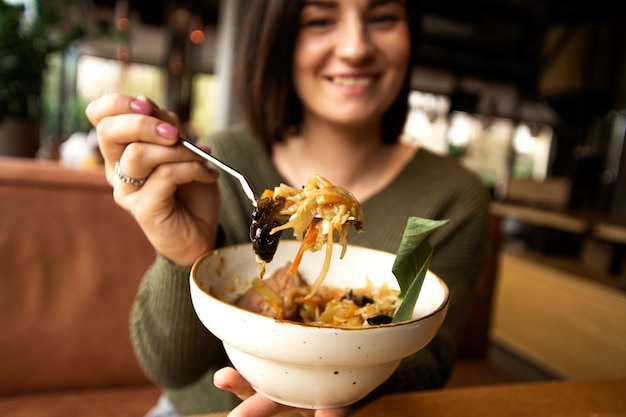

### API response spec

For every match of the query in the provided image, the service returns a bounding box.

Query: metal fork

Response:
[180,138,258,207]
[180,138,358,222]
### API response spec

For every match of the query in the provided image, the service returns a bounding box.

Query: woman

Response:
[86,1,490,416]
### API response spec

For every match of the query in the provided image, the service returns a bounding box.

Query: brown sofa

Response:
[0,157,161,416]
[0,156,514,417]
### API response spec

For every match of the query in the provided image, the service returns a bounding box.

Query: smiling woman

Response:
[237,0,421,146]
[85,0,490,416]
[294,0,411,129]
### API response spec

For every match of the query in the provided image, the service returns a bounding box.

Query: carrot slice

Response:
[287,220,319,276]
[259,189,274,199]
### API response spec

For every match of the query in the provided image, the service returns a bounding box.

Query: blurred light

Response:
[447,112,475,147]
[114,0,129,31]
[169,50,184,74]
[173,8,190,30]
[405,109,431,139]
[6,0,36,28]
[190,29,204,44]
[116,42,130,61]
[513,124,536,154]
[116,17,130,31]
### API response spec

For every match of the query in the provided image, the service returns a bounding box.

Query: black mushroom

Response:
[250,196,284,262]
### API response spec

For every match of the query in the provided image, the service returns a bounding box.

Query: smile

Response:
[330,76,374,87]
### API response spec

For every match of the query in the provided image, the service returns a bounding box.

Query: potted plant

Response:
[0,0,84,157]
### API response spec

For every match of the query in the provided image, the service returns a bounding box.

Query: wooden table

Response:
[194,379,626,417]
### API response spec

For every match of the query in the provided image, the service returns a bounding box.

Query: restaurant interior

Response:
[1,0,625,415]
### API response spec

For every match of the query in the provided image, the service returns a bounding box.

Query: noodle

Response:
[250,174,364,296]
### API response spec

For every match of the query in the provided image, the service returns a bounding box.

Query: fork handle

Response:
[179,138,258,206]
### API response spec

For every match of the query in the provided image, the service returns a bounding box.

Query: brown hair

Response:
[236,0,422,145]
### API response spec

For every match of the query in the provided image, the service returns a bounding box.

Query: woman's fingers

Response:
[213,367,257,400]
[228,394,296,417]
[136,95,181,127]
[86,93,181,169]
[111,159,219,265]
[112,141,157,186]
[112,142,217,192]
[96,113,179,165]
[213,367,289,416]
[84,93,221,265]
[85,93,147,125]
[214,367,348,417]
[86,93,179,131]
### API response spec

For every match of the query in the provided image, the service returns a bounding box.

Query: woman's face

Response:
[293,0,410,129]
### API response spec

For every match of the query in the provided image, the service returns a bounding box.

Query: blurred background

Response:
[1,0,625,382]
[1,0,625,216]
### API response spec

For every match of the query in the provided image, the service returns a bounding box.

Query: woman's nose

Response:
[335,21,375,63]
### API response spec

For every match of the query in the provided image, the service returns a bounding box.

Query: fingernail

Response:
[197,145,211,153]
[130,99,152,114]
[157,123,179,139]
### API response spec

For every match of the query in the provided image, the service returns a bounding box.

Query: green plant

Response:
[0,0,84,121]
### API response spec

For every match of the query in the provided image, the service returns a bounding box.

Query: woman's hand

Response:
[85,93,221,266]
[214,367,349,417]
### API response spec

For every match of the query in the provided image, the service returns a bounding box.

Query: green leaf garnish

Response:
[391,217,449,323]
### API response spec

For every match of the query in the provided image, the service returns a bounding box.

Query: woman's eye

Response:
[369,14,400,25]
[303,18,334,28]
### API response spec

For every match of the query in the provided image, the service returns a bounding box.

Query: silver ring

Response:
[114,161,148,186]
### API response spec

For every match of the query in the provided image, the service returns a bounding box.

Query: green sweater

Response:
[130,124,490,415]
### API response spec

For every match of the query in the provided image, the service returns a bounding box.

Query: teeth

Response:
[332,76,372,87]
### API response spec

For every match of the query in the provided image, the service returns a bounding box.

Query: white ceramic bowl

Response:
[190,241,449,409]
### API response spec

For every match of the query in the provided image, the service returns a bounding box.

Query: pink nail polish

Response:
[157,123,179,139]
[130,99,151,114]
[197,145,211,153]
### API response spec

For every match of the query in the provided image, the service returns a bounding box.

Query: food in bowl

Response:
[236,263,401,326]
[189,241,449,409]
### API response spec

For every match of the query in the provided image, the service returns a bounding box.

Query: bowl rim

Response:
[190,242,450,331]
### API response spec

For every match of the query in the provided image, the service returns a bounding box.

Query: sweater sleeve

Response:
[129,125,267,391]
[129,253,225,388]
[128,126,270,414]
